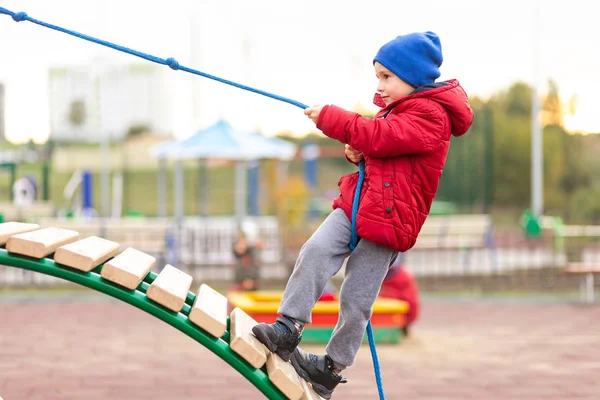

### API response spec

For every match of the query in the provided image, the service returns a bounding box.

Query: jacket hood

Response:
[373,79,474,137]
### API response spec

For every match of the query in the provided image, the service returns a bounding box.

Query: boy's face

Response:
[374,62,415,106]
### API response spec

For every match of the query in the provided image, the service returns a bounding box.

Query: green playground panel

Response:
[301,327,402,345]
[0,249,288,400]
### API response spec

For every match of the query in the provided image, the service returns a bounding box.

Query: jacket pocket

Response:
[338,172,358,207]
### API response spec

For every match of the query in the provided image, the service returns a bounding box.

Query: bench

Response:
[0,221,324,400]
[414,214,493,250]
[412,214,496,271]
[565,263,600,304]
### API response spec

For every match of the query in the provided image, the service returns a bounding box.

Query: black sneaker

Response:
[291,348,347,399]
[252,316,301,362]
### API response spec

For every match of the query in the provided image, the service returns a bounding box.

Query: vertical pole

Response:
[531,1,543,217]
[235,160,247,223]
[111,172,123,219]
[9,163,16,202]
[247,160,260,216]
[157,158,167,217]
[198,158,209,217]
[174,159,184,223]
[101,137,110,218]
[586,273,594,304]
[483,106,494,213]
[302,144,319,220]
[121,142,129,215]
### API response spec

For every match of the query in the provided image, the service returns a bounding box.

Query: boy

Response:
[252,31,474,399]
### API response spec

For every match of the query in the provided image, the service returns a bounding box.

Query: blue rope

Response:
[366,321,384,399]
[348,161,364,252]
[0,7,384,398]
[349,160,385,400]
[0,7,308,110]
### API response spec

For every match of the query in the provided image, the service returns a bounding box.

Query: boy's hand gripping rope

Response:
[0,7,385,399]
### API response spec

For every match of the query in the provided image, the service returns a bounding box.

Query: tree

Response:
[542,124,567,212]
[568,184,600,223]
[488,83,533,206]
[501,82,531,118]
[542,79,563,127]
[561,133,593,220]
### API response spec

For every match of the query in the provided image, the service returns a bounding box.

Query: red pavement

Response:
[1,298,599,399]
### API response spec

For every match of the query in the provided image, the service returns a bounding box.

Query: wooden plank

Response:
[101,247,156,290]
[54,236,119,272]
[6,227,79,258]
[229,307,267,369]
[146,264,193,312]
[189,284,228,338]
[0,222,40,245]
[266,352,304,400]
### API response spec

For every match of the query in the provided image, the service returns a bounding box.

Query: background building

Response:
[48,62,184,142]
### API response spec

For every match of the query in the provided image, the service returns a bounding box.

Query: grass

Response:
[0,142,510,220]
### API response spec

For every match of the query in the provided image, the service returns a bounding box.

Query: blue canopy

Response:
[151,120,297,161]
[150,119,299,221]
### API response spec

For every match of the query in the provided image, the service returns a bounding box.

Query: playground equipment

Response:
[0,221,324,400]
[63,169,95,217]
[63,169,125,219]
[12,175,37,206]
[228,291,409,344]
[0,152,53,223]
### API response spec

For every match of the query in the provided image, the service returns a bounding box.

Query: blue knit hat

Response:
[373,31,443,88]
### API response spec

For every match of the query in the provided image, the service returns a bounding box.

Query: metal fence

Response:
[1,215,599,292]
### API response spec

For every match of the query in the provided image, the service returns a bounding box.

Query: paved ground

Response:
[1,294,599,399]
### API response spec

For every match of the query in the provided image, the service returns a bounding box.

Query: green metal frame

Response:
[0,249,286,400]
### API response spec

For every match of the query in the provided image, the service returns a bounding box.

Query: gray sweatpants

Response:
[278,208,398,367]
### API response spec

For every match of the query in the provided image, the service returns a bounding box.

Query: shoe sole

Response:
[291,353,334,399]
[252,326,293,362]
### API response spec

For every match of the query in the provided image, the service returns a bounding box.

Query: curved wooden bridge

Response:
[0,222,323,400]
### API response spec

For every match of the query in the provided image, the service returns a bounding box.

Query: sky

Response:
[0,0,598,143]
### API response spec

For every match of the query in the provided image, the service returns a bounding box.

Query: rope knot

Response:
[166,57,179,70]
[13,11,28,22]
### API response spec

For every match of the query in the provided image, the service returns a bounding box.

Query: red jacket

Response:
[317,80,473,252]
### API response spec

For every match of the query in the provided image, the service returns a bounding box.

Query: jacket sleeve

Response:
[316,103,446,157]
